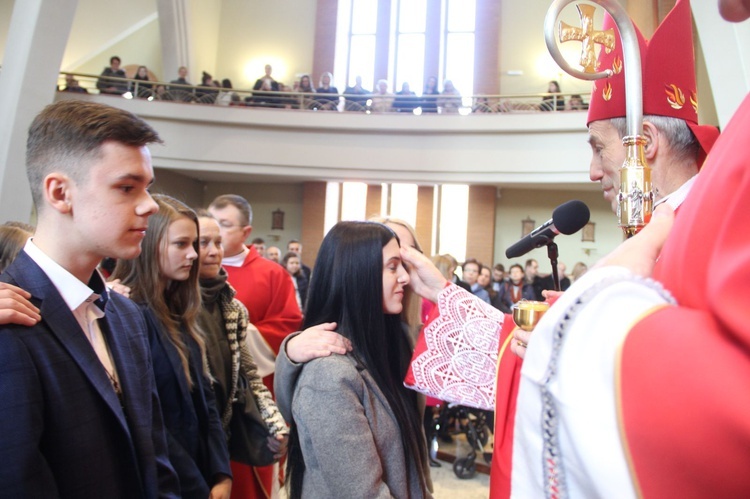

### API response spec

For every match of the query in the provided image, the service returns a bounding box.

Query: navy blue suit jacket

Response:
[143,308,232,499]
[0,251,180,498]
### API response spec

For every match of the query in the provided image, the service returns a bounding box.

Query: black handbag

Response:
[227,371,277,467]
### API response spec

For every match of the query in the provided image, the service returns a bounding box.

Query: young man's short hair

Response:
[110,56,121,65]
[463,257,481,270]
[209,194,252,226]
[26,100,162,210]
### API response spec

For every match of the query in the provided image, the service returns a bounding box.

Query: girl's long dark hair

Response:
[286,221,427,498]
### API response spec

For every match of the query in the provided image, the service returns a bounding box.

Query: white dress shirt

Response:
[24,239,121,394]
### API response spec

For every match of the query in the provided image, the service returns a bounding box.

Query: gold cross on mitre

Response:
[558,4,615,73]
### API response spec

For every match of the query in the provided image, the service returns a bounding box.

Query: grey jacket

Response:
[275,336,432,498]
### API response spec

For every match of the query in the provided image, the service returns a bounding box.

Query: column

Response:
[157,0,193,83]
[0,0,78,223]
[301,181,327,265]
[465,185,496,265]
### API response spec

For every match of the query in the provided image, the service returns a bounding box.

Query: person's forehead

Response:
[387,223,415,247]
[588,120,618,142]
[212,204,242,219]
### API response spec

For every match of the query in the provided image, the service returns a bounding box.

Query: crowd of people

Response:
[431,255,586,314]
[60,57,588,114]
[4,0,748,497]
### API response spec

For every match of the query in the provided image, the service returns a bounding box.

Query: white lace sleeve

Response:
[406,283,505,410]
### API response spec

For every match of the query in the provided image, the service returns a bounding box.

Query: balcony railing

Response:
[58,71,588,115]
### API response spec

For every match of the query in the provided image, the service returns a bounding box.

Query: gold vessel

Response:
[512,300,550,332]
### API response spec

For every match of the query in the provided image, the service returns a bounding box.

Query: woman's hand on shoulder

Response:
[107,279,131,298]
[0,283,40,326]
[285,322,351,363]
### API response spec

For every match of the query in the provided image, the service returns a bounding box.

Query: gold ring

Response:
[516,340,528,348]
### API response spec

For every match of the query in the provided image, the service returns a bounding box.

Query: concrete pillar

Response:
[466,185,496,265]
[301,181,327,265]
[157,0,193,83]
[0,0,78,223]
[416,185,435,256]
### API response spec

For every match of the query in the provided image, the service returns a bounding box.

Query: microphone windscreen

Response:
[552,200,590,235]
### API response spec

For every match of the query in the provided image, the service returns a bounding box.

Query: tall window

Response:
[393,0,426,93]
[326,181,469,262]
[340,0,379,90]
[437,184,469,261]
[442,0,475,102]
[335,0,477,95]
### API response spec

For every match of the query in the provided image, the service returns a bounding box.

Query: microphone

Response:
[505,200,590,259]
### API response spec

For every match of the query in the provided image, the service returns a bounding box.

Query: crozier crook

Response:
[545,0,653,237]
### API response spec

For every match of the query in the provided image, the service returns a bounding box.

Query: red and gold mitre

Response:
[586,0,719,164]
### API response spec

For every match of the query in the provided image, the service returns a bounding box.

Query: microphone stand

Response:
[547,242,561,292]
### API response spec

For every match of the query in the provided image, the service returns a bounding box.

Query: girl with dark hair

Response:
[315,72,339,110]
[282,251,305,311]
[112,194,232,499]
[296,74,316,109]
[132,65,153,98]
[275,221,431,498]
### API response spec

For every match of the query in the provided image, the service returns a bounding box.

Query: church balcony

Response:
[55,72,595,191]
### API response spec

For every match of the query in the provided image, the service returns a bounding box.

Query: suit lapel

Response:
[9,253,130,433]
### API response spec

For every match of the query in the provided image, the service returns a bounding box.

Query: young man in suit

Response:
[0,100,180,498]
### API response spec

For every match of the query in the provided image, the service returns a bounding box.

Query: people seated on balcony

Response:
[371,79,395,113]
[171,65,191,86]
[153,84,172,101]
[567,93,588,111]
[315,72,340,111]
[216,78,240,106]
[437,80,461,113]
[540,80,565,111]
[249,65,282,107]
[295,74,316,109]
[60,74,88,94]
[131,65,153,99]
[472,96,497,113]
[421,76,440,113]
[253,64,281,92]
[96,55,128,95]
[169,66,194,102]
[248,77,284,108]
[393,82,419,113]
[196,71,219,103]
[343,76,370,112]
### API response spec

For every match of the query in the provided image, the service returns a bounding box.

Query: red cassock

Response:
[224,245,302,356]
[619,93,750,497]
[223,245,302,499]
